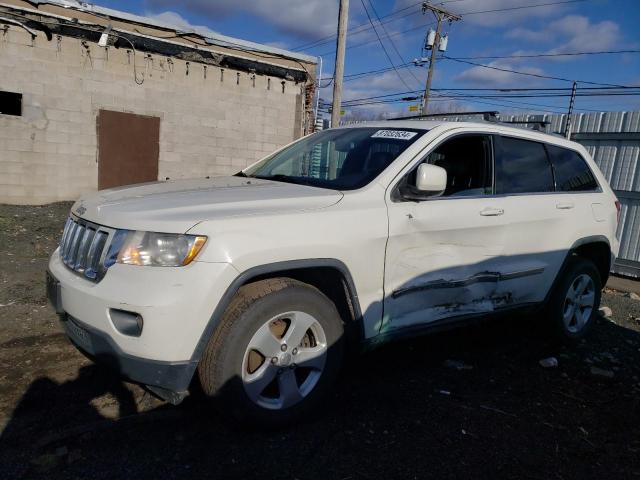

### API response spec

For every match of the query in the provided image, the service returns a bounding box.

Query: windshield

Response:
[243,127,426,190]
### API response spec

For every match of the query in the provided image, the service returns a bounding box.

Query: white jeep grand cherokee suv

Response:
[47,121,620,425]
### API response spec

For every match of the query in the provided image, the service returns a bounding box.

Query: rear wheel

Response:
[546,256,601,342]
[198,278,344,428]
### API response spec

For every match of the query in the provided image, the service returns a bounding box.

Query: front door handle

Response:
[556,202,575,210]
[480,207,504,216]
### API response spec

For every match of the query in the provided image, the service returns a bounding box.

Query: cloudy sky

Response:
[95,0,639,116]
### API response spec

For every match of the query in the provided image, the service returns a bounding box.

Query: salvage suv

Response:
[47,120,620,425]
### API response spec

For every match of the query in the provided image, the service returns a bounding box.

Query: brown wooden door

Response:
[97,110,160,190]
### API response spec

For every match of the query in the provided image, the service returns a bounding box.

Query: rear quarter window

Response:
[495,136,554,194]
[546,144,598,191]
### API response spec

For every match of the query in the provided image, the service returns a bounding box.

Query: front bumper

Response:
[47,248,238,396]
[60,310,195,401]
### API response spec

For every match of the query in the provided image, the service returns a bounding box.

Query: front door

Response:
[383,133,510,332]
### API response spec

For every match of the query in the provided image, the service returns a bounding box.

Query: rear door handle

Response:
[480,208,504,216]
[556,202,575,210]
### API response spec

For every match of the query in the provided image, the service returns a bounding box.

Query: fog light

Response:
[110,309,143,337]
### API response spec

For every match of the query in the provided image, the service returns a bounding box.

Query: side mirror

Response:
[415,163,447,196]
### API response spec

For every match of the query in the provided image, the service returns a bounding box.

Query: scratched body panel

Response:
[383,175,571,333]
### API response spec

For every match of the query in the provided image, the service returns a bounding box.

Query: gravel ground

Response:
[1,203,639,480]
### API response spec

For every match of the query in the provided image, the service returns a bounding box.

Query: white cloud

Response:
[393,0,573,27]
[549,16,620,53]
[506,15,621,53]
[145,0,338,40]
[264,40,291,50]
[146,11,219,37]
[454,61,545,87]
[505,27,550,44]
[319,68,426,118]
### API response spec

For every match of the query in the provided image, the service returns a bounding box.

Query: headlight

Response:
[116,231,207,267]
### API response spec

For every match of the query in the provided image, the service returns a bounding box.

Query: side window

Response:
[546,144,598,191]
[412,134,492,197]
[495,136,554,194]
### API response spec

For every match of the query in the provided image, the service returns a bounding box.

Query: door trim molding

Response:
[391,267,545,299]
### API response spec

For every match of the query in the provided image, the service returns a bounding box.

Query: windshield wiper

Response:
[234,171,248,177]
[254,174,310,185]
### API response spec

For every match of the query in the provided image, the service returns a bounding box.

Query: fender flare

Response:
[543,235,612,304]
[188,258,363,366]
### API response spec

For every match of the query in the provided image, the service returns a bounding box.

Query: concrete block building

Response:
[0,0,317,204]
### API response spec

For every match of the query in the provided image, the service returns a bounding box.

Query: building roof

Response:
[10,0,317,64]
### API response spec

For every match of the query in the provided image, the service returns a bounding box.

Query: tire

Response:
[198,277,344,428]
[546,255,602,343]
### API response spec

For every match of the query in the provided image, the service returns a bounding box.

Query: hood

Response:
[72,176,343,233]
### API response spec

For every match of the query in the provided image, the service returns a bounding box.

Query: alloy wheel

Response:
[241,311,327,410]
[562,273,596,334]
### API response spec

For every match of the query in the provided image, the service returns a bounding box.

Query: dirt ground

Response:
[1,203,639,480]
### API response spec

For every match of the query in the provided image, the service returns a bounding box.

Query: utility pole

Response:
[564,81,577,139]
[420,2,461,115]
[331,0,349,128]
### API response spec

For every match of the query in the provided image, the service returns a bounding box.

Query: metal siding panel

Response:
[601,111,625,132]
[623,112,640,132]
[618,200,640,262]
[616,145,639,191]
[579,112,602,132]
[589,142,617,184]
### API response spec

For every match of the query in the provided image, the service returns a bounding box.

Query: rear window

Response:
[546,144,598,191]
[495,136,554,194]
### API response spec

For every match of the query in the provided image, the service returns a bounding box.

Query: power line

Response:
[320,47,640,85]
[367,0,423,88]
[319,21,436,57]
[303,0,590,54]
[292,0,425,52]
[359,0,414,90]
[449,49,640,60]
[337,88,640,106]
[322,87,640,105]
[338,94,609,114]
[460,0,588,16]
[442,55,630,88]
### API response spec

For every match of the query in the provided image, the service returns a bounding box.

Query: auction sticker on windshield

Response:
[371,130,418,140]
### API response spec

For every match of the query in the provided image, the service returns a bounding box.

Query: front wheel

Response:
[546,256,602,343]
[198,278,344,428]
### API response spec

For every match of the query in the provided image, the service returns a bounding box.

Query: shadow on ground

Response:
[1,311,639,480]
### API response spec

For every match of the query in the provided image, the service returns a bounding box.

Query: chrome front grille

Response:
[59,216,118,281]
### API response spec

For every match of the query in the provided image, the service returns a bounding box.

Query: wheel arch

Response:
[570,236,612,285]
[545,236,611,305]
[190,259,363,365]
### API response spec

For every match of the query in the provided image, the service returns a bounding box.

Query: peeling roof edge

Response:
[23,0,318,64]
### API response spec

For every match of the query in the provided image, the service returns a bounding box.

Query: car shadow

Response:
[2,311,639,480]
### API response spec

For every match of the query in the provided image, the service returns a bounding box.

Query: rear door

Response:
[489,135,573,305]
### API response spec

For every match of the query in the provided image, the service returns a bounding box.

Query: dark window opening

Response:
[424,135,493,197]
[398,135,493,199]
[495,136,554,194]
[546,144,598,191]
[0,91,22,116]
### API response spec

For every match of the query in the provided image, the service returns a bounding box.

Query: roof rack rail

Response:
[391,111,499,122]
[499,120,550,132]
[389,111,553,132]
